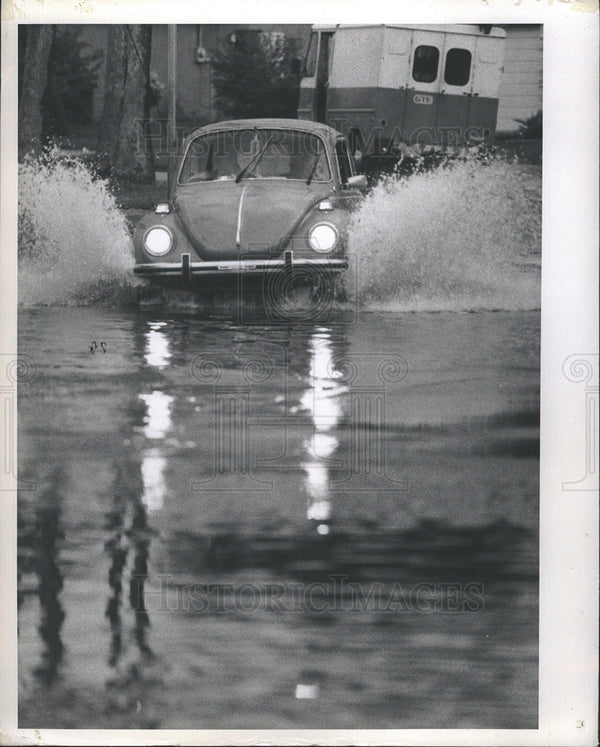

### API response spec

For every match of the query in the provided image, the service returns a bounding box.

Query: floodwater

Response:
[16,157,541,729]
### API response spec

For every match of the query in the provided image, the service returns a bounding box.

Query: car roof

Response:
[185,118,343,141]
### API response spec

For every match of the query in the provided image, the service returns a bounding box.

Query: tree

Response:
[96,27,127,161]
[42,25,103,139]
[96,25,154,181]
[18,25,54,157]
[210,31,301,119]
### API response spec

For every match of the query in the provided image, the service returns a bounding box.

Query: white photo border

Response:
[1,0,598,744]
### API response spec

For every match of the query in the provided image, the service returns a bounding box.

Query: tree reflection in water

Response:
[33,467,66,685]
[104,459,154,678]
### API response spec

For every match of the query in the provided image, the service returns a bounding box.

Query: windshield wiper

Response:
[235,133,274,183]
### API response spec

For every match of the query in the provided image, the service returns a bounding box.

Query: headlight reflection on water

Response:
[301,331,348,534]
[144,322,172,369]
[141,450,168,512]
[138,323,175,512]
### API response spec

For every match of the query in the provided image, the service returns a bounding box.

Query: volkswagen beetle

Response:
[133,118,366,295]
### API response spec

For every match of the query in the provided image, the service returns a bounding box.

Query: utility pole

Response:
[167,25,177,195]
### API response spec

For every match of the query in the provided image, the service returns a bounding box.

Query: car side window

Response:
[335,138,353,184]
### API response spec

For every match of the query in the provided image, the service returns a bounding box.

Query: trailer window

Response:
[412,45,439,83]
[304,32,318,77]
[444,48,471,86]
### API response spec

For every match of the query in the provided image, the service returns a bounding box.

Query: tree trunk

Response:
[97,25,154,181]
[96,26,128,162]
[41,28,68,141]
[19,25,54,157]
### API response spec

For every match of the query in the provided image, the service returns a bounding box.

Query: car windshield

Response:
[178,129,332,184]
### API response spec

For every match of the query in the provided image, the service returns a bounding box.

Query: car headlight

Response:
[143,225,174,256]
[307,222,339,253]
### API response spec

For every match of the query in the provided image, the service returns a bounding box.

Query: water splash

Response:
[18,155,136,306]
[17,155,541,312]
[348,160,541,312]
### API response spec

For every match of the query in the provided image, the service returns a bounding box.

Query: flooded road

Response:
[17,306,539,729]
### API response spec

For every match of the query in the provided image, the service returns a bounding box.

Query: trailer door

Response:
[402,29,444,146]
[298,31,318,120]
[315,32,334,122]
[468,34,505,143]
[436,35,476,146]
[298,30,335,123]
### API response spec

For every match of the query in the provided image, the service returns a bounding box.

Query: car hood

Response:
[174,180,333,260]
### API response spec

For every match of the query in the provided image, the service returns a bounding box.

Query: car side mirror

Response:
[347,174,368,189]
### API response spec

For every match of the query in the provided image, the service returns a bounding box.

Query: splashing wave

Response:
[17,155,541,312]
[18,156,136,306]
[347,160,541,312]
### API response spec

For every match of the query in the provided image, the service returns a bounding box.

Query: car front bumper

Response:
[134,253,348,287]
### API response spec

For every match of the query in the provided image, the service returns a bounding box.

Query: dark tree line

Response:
[96,25,154,180]
[19,24,155,181]
[18,26,54,157]
[41,26,103,136]
[18,25,303,178]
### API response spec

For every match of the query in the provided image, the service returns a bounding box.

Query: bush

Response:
[515,110,542,140]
